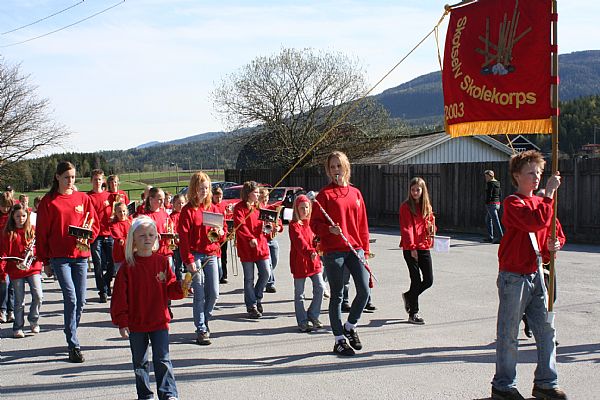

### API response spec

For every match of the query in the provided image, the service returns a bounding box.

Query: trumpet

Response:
[207,228,220,243]
[17,237,36,271]
[165,219,178,250]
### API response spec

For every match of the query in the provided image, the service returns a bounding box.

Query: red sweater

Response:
[498,194,565,274]
[233,202,269,262]
[177,203,227,265]
[87,190,112,236]
[110,218,132,263]
[36,191,99,263]
[399,202,436,250]
[310,183,370,255]
[110,253,183,332]
[212,201,233,220]
[108,190,130,208]
[0,228,43,280]
[289,220,322,279]
[141,208,173,257]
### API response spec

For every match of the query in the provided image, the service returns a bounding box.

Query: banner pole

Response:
[548,0,559,316]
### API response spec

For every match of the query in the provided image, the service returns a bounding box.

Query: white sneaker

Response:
[31,324,41,334]
[14,330,25,338]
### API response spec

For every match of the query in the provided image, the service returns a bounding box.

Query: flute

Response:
[306,191,377,282]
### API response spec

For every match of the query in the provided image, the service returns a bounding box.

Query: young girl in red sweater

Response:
[234,181,271,318]
[178,172,226,345]
[170,194,186,282]
[0,192,15,323]
[0,204,43,338]
[399,177,436,325]
[310,151,371,356]
[36,161,99,363]
[110,202,132,276]
[289,195,324,332]
[141,187,174,269]
[111,216,183,400]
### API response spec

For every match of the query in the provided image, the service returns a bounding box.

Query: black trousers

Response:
[402,249,433,314]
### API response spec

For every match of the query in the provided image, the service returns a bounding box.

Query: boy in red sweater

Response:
[491,150,567,400]
[87,169,115,303]
[111,216,183,400]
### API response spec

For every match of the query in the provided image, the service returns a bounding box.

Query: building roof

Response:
[358,131,514,164]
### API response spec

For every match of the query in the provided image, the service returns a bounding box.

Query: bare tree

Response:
[212,47,392,168]
[0,59,70,177]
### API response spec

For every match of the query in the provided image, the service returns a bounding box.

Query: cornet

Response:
[207,228,220,243]
[165,219,179,250]
[17,237,36,271]
[68,212,94,252]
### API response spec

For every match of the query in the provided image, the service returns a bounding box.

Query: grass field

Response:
[19,169,226,205]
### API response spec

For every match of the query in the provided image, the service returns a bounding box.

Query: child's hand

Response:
[249,238,258,248]
[547,237,561,253]
[186,263,197,273]
[119,327,130,338]
[545,172,561,197]
[310,252,317,260]
[119,239,125,246]
[411,249,418,261]
[329,224,342,235]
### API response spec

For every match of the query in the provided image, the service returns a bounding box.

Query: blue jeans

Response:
[12,274,43,331]
[323,250,370,336]
[486,204,503,241]
[191,253,219,333]
[0,276,14,314]
[492,270,558,391]
[293,273,325,325]
[129,329,178,400]
[241,259,271,309]
[266,239,279,288]
[172,249,183,281]
[51,258,88,349]
[91,235,115,295]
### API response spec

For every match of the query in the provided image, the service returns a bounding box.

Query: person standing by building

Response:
[484,170,503,244]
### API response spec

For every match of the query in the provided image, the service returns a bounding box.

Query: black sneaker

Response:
[491,386,525,400]
[247,307,262,319]
[402,292,410,314]
[532,385,568,400]
[341,302,351,313]
[364,302,377,313]
[265,286,277,293]
[219,278,228,284]
[333,339,355,356]
[99,293,108,303]
[256,303,263,314]
[68,347,85,363]
[408,313,425,325]
[196,331,211,346]
[343,326,362,350]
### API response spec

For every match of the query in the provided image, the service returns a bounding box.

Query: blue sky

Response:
[1,0,598,153]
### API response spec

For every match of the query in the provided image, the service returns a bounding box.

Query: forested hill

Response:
[373,50,600,125]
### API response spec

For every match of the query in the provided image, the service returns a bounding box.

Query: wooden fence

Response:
[225,158,600,243]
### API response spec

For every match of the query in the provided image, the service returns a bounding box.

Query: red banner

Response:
[442,0,552,137]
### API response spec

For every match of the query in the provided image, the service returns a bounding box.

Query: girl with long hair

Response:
[233,181,271,319]
[177,172,226,345]
[0,204,43,338]
[310,151,371,356]
[289,195,324,332]
[36,161,99,362]
[399,177,436,325]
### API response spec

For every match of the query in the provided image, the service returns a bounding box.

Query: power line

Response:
[2,1,86,35]
[0,0,126,48]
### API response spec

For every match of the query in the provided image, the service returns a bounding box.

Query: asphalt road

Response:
[1,228,598,399]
